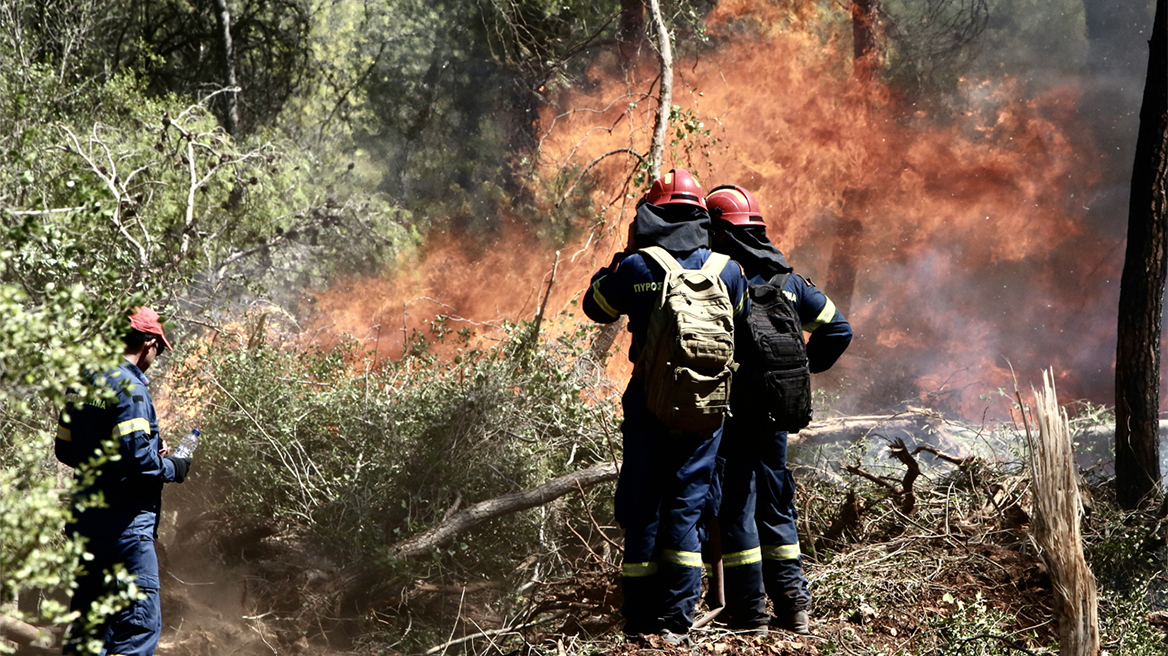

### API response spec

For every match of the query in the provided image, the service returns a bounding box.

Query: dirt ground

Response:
[145,490,1078,656]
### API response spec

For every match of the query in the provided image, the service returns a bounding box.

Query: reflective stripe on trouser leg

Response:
[622,561,658,577]
[762,542,809,612]
[723,547,762,568]
[657,428,721,633]
[756,427,809,611]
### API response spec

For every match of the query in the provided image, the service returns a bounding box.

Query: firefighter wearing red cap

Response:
[56,307,189,656]
[702,184,852,635]
[582,169,750,644]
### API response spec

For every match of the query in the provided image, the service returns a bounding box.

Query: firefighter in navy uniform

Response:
[582,169,749,644]
[56,307,191,656]
[703,185,852,634]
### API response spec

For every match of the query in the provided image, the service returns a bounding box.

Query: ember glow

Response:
[310,2,1132,420]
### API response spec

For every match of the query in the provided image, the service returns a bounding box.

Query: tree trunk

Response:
[645,0,672,180]
[851,0,878,82]
[1025,372,1100,656]
[619,0,645,64]
[829,3,880,314]
[213,0,240,137]
[825,189,868,317]
[1115,0,1167,510]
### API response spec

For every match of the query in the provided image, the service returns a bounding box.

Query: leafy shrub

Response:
[167,317,620,576]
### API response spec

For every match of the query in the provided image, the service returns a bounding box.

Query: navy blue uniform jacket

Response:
[56,362,179,536]
[583,247,750,362]
[760,273,852,374]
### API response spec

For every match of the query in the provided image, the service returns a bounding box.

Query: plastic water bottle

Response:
[173,429,200,459]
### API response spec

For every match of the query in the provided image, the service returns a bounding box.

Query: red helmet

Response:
[645,169,707,209]
[706,184,766,226]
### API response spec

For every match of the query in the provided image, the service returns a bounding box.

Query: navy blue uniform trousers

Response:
[616,381,721,634]
[65,514,161,656]
[707,410,809,625]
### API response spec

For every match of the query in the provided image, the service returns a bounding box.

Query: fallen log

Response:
[792,409,987,455]
[0,613,55,653]
[387,462,619,560]
[791,410,1168,457]
[383,412,1158,562]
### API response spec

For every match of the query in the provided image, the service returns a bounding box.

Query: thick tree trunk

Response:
[213,0,240,137]
[619,0,645,64]
[645,0,672,180]
[1115,0,1167,510]
[851,0,878,82]
[386,463,618,559]
[825,189,869,317]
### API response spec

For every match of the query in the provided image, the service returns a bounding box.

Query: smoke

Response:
[309,0,1158,421]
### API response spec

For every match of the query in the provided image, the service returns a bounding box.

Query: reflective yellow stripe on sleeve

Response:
[762,544,801,560]
[722,547,762,568]
[111,418,151,439]
[56,426,72,442]
[734,288,747,315]
[622,561,658,578]
[662,550,703,568]
[590,277,620,319]
[803,296,837,332]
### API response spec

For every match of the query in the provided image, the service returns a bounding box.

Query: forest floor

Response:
[143,441,1168,656]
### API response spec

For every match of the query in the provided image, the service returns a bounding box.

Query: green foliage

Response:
[879,0,990,100]
[925,593,1022,656]
[168,319,619,574]
[0,2,406,646]
[1098,585,1166,656]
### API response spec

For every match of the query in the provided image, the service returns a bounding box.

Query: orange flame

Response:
[305,3,1121,419]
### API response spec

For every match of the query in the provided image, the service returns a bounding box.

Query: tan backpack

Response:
[633,246,736,433]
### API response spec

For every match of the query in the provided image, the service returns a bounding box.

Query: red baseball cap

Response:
[128,307,173,351]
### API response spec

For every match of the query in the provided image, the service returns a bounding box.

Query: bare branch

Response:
[57,125,148,267]
[556,148,646,207]
[645,0,673,178]
[387,463,618,559]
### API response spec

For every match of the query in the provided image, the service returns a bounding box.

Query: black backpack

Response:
[739,273,812,432]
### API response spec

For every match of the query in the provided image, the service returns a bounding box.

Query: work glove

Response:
[166,455,191,483]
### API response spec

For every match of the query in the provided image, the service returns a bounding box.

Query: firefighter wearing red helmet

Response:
[644,168,708,208]
[702,184,853,635]
[583,169,749,645]
[56,307,190,656]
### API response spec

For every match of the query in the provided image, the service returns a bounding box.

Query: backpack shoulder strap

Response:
[639,246,682,274]
[701,252,731,275]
